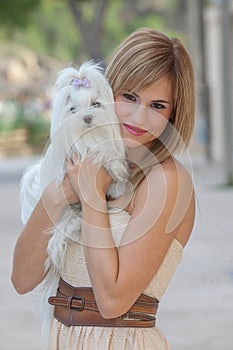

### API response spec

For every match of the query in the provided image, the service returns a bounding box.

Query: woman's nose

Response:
[130,105,146,125]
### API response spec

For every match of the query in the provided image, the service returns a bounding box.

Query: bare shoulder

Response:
[134,157,195,247]
[149,157,193,185]
[137,157,194,198]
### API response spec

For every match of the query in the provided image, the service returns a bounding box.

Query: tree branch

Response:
[66,0,110,59]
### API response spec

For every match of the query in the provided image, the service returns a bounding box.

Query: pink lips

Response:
[123,123,147,136]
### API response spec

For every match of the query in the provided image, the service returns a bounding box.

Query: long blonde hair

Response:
[105,28,196,189]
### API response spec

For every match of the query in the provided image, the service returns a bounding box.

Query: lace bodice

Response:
[60,208,183,301]
[49,208,183,349]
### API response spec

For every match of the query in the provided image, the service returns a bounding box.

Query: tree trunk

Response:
[67,0,110,59]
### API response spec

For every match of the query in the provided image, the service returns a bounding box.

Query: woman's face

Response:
[114,77,174,149]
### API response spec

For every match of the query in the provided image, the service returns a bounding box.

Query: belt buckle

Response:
[70,296,85,311]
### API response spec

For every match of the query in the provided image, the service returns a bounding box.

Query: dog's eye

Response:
[70,106,77,113]
[92,101,101,108]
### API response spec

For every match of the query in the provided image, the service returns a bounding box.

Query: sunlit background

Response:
[0,1,233,349]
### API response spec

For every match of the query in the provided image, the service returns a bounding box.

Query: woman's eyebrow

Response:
[127,91,171,105]
[123,90,139,96]
[151,99,171,104]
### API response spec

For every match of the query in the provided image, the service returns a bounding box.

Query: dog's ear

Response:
[50,86,71,138]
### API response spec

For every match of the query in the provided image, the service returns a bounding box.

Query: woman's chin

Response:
[123,138,144,149]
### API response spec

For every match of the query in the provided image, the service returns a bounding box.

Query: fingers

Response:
[65,157,72,171]
[62,174,80,204]
[71,150,80,165]
[65,150,80,171]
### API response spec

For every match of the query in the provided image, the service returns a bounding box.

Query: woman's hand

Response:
[61,174,80,205]
[65,152,112,209]
[42,174,80,224]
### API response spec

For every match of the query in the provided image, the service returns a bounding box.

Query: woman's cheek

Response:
[150,114,170,138]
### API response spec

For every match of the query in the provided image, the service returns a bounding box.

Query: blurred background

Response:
[0,0,233,349]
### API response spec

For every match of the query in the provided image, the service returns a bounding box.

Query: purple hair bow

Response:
[72,78,90,89]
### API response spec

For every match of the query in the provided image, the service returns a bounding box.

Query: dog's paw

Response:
[107,180,129,198]
[104,158,129,181]
[105,159,129,199]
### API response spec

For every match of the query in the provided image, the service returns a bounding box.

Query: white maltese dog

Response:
[20,61,129,345]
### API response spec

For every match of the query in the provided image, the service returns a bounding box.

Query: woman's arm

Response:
[66,156,195,319]
[11,176,79,294]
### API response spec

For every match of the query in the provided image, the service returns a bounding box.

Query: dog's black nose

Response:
[83,115,93,124]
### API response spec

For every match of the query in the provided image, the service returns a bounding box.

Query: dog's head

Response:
[50,61,117,138]
[45,61,128,189]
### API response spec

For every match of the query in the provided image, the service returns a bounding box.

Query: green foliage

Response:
[11,0,81,61]
[0,0,41,28]
[103,2,171,59]
[26,117,50,147]
[0,100,50,148]
[102,1,126,56]
[0,0,180,61]
[0,0,183,63]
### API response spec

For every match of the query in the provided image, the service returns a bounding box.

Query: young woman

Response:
[11,28,196,349]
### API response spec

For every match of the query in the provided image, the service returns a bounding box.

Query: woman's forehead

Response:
[124,74,173,94]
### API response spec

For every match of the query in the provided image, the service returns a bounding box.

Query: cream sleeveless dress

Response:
[49,208,183,350]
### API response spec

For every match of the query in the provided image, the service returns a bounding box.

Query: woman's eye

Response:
[92,101,101,108]
[151,102,165,110]
[122,93,136,102]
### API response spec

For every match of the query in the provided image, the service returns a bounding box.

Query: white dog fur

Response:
[20,61,129,346]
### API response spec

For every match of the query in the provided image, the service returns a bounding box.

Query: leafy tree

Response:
[0,0,41,34]
[66,0,174,60]
[0,0,178,61]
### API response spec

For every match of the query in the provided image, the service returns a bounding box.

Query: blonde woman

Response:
[12,28,196,349]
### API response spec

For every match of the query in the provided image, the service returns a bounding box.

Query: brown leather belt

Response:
[48,278,159,327]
